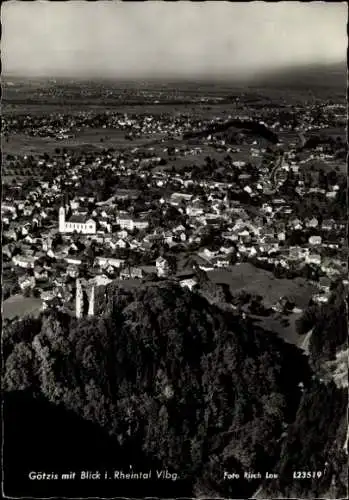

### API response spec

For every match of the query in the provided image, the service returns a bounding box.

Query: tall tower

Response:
[76,278,83,319]
[59,206,66,233]
[88,285,95,317]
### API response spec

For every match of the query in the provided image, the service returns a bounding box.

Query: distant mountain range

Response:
[251,61,347,90]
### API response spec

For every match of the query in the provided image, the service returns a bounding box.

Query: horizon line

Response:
[2,59,347,82]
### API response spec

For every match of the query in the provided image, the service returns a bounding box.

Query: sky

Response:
[2,1,347,80]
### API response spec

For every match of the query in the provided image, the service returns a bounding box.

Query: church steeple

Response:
[64,192,70,213]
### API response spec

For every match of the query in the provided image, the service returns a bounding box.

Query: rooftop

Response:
[68,215,93,223]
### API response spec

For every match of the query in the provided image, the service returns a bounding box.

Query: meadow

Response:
[3,294,43,320]
[207,262,316,308]
[207,263,317,346]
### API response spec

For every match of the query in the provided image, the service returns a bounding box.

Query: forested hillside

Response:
[257,381,348,499]
[3,280,347,498]
[296,280,348,373]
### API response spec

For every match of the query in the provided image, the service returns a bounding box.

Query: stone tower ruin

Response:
[75,278,95,319]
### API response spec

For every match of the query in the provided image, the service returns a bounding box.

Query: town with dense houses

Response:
[2,98,347,322]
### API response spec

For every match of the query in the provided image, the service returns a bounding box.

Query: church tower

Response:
[59,206,66,233]
[76,278,83,319]
[64,191,70,214]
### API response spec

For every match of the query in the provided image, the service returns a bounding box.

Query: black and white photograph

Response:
[1,1,348,498]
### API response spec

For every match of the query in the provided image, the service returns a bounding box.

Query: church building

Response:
[59,206,96,234]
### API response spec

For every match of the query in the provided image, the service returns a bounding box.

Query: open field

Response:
[300,158,347,176]
[207,263,319,347]
[2,101,239,118]
[250,310,304,347]
[3,63,346,119]
[207,262,317,308]
[3,294,43,320]
[308,126,346,140]
[2,128,168,156]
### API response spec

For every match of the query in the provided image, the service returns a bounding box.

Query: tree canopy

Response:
[2,280,346,498]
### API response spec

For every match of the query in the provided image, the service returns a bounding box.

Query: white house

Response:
[12,255,37,268]
[213,256,230,268]
[306,253,321,266]
[186,206,204,217]
[65,256,82,266]
[96,257,125,269]
[312,294,329,304]
[1,203,16,215]
[116,229,129,239]
[133,219,149,230]
[116,213,149,231]
[18,275,36,291]
[173,224,186,233]
[116,238,128,249]
[91,274,113,287]
[156,256,169,277]
[305,217,319,228]
[179,277,198,291]
[202,248,217,260]
[41,290,57,302]
[120,267,144,280]
[169,192,193,206]
[308,235,322,246]
[238,229,251,242]
[70,199,80,210]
